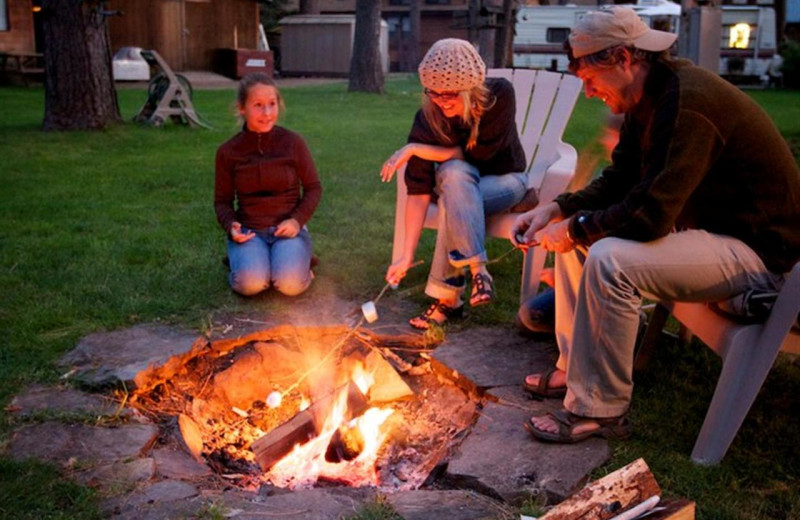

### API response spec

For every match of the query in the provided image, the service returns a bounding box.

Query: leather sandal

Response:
[522,367,566,399]
[409,300,464,330]
[523,408,631,444]
[469,273,494,307]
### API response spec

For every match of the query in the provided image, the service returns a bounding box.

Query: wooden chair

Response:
[391,69,583,303]
[636,261,800,465]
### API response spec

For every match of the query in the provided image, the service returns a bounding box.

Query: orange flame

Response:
[264,362,393,488]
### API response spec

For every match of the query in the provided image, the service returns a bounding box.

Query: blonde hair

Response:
[421,83,492,150]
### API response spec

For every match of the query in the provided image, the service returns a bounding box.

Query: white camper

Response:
[513,2,776,80]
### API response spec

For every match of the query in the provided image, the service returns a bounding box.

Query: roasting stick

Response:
[272,260,425,404]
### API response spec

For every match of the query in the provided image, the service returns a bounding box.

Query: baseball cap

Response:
[569,6,677,59]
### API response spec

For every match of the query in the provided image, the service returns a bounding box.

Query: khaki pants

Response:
[554,230,785,418]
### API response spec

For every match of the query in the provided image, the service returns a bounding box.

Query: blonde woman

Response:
[381,39,535,329]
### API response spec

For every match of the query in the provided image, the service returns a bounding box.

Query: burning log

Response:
[251,381,369,471]
[325,423,365,463]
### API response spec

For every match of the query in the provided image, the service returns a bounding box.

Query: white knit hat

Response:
[569,6,677,59]
[418,38,486,91]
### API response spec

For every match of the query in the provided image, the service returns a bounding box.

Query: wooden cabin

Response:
[0,0,36,54]
[107,0,261,72]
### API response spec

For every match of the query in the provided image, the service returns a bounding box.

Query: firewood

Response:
[539,458,661,520]
[251,381,369,471]
[646,499,695,520]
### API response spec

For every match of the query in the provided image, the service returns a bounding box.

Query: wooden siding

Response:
[108,0,258,71]
[0,0,36,54]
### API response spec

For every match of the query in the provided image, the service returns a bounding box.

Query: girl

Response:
[381,39,534,329]
[214,73,322,297]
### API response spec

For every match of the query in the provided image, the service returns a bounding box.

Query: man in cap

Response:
[511,6,800,442]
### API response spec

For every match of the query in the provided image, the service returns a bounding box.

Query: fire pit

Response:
[130,325,479,491]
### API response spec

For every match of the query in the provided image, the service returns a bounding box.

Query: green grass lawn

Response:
[0,78,798,519]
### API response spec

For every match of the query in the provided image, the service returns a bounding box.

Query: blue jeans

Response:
[426,160,528,300]
[227,226,313,297]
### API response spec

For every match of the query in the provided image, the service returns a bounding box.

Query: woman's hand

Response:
[275,218,301,238]
[386,256,414,286]
[230,222,256,243]
[380,146,411,183]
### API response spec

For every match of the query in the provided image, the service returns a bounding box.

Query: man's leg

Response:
[566,230,783,418]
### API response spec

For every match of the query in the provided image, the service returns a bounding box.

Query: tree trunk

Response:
[299,0,321,15]
[41,0,121,131]
[495,0,516,68]
[348,0,384,93]
[407,0,421,71]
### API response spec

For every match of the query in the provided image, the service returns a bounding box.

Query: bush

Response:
[779,39,800,89]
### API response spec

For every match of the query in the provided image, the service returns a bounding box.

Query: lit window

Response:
[729,23,751,49]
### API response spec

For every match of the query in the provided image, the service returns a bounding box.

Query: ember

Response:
[130,325,478,491]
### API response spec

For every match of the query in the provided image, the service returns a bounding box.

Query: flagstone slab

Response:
[8,422,158,465]
[76,457,156,490]
[8,384,124,417]
[386,489,513,520]
[103,480,199,518]
[152,448,212,480]
[432,327,558,390]
[446,397,610,504]
[59,323,200,388]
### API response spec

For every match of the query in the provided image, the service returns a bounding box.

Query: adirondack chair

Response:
[391,69,583,303]
[635,261,800,465]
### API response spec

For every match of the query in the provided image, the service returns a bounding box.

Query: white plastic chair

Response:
[391,69,583,303]
[636,260,800,465]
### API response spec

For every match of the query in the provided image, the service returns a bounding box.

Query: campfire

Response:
[130,325,478,491]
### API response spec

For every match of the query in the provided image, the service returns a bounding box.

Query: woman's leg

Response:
[426,161,527,300]
[227,231,271,296]
[270,228,314,296]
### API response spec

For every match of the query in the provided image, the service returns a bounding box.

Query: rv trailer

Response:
[513,2,776,80]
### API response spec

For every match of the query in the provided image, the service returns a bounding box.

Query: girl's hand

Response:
[230,222,255,243]
[380,146,410,183]
[386,256,413,286]
[275,218,300,238]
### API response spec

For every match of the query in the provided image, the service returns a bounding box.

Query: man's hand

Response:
[510,202,563,250]
[537,218,575,253]
[230,222,255,243]
[275,218,301,238]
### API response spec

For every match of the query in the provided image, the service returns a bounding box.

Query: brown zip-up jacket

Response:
[556,57,800,274]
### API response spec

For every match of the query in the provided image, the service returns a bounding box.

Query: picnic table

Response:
[0,52,44,86]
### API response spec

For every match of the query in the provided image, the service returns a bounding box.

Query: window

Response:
[0,0,9,32]
[546,28,570,44]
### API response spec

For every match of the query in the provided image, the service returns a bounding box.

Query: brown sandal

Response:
[523,408,631,444]
[409,300,464,330]
[469,273,494,307]
[522,367,567,399]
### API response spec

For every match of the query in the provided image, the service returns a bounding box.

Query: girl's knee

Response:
[272,276,311,296]
[230,272,269,296]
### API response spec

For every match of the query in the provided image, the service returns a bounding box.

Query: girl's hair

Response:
[421,82,493,150]
[236,73,285,113]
